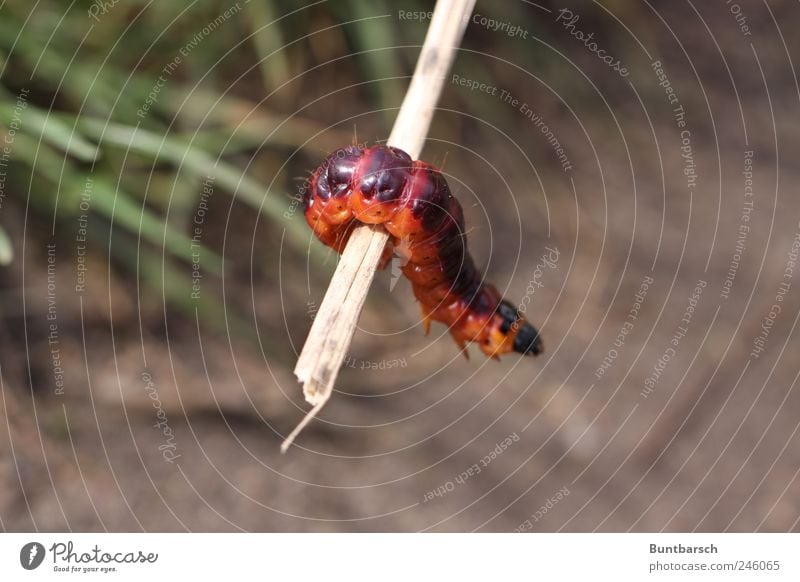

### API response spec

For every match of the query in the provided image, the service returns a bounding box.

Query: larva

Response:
[303,145,543,359]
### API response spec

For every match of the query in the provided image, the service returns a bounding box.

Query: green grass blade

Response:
[88,177,222,274]
[244,0,291,90]
[0,103,99,162]
[0,225,13,265]
[78,118,317,257]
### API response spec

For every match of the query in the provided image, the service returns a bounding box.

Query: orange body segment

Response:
[303,145,543,359]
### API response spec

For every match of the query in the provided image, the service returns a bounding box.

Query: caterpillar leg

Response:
[419,304,432,335]
[378,240,394,270]
[452,335,470,360]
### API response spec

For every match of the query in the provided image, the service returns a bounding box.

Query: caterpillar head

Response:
[328,146,364,193]
[314,145,364,200]
[307,145,364,225]
[351,146,413,223]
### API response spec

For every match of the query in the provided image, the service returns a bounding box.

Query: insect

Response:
[303,145,543,359]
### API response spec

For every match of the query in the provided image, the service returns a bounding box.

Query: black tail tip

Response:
[514,323,543,356]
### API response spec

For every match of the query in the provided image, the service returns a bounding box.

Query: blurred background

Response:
[1,0,799,531]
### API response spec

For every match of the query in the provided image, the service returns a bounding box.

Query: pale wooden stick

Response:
[282,0,476,453]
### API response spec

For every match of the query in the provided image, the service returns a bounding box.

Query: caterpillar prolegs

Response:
[303,145,543,359]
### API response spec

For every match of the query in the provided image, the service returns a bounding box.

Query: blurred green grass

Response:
[0,0,640,348]
[0,0,428,339]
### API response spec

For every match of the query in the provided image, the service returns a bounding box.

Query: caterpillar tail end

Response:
[513,322,543,356]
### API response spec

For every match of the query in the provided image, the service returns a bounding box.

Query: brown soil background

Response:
[2,1,799,531]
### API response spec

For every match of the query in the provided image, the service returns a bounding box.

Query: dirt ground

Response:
[2,1,800,532]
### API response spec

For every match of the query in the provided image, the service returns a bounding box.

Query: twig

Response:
[282,0,476,453]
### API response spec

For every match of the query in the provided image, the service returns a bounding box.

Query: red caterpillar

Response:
[303,145,542,359]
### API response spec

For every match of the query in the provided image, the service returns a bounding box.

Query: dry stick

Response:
[282,0,476,453]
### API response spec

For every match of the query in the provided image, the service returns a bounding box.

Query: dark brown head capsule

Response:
[325,145,364,197]
[356,146,413,203]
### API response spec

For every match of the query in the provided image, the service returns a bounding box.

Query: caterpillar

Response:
[303,145,543,359]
